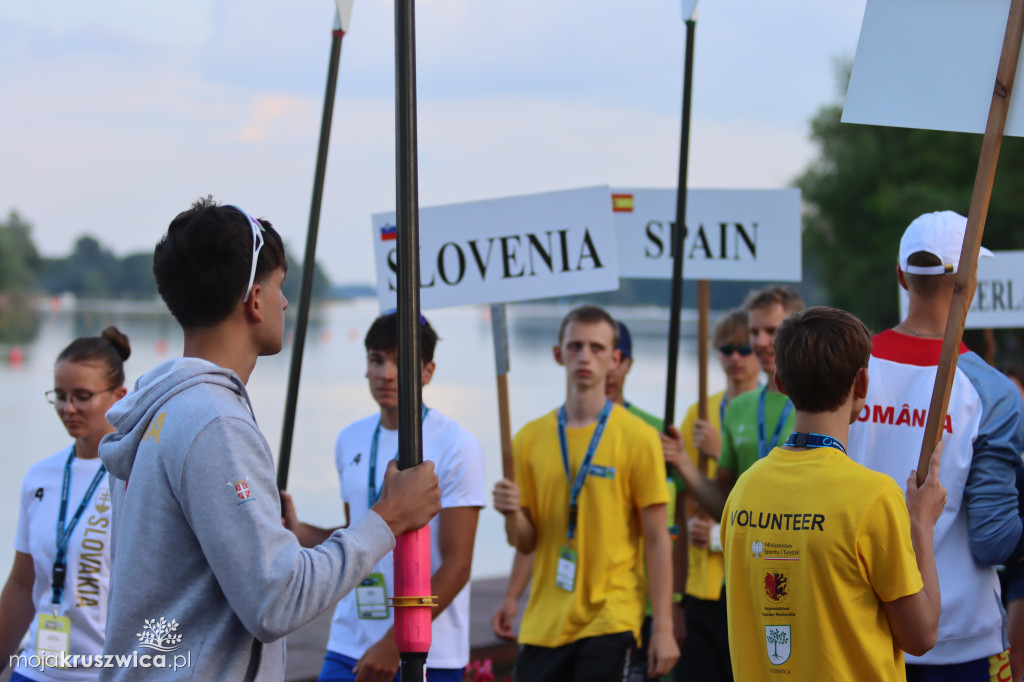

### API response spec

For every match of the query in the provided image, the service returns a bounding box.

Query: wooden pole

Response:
[490,303,517,546]
[696,279,711,475]
[918,0,1024,485]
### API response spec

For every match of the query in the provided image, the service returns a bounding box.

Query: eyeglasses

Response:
[45,387,118,409]
[226,205,265,303]
[717,344,754,357]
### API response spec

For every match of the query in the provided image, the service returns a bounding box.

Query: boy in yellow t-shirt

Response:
[721,307,946,682]
[493,305,679,681]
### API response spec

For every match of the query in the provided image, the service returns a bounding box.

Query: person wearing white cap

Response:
[847,210,1024,681]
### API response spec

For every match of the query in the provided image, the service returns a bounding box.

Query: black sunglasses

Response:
[717,344,753,356]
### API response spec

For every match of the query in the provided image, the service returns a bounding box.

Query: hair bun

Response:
[101,325,132,361]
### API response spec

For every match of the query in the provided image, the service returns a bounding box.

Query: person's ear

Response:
[897,265,909,292]
[772,371,788,396]
[553,345,564,366]
[853,367,870,400]
[113,386,128,401]
[421,360,436,387]
[245,283,264,323]
[610,348,622,370]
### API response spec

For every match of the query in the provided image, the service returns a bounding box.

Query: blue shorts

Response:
[318,650,464,682]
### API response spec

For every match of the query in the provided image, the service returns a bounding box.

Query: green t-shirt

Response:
[625,402,664,432]
[718,387,795,477]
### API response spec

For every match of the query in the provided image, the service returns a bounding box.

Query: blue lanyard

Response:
[784,432,847,454]
[367,406,429,507]
[757,387,794,460]
[52,446,107,605]
[557,399,613,541]
[719,394,728,426]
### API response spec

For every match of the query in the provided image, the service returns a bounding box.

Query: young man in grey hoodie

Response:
[98,198,441,680]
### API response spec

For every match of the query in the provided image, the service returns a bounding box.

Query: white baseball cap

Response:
[899,210,993,275]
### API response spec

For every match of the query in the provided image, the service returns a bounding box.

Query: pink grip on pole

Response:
[394,525,432,654]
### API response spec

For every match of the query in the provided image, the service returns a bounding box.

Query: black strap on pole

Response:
[395,0,426,678]
[277,16,347,491]
[663,17,696,432]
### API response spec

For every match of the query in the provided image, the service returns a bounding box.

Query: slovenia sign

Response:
[372,186,619,311]
[611,188,801,281]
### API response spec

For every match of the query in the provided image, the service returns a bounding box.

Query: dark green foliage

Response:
[797,63,1024,333]
[0,211,42,294]
[1,214,334,304]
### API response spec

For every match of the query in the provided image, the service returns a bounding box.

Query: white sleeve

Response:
[437,429,487,509]
[14,474,33,553]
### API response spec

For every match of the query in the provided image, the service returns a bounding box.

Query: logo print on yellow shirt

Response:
[765,625,791,665]
[764,569,789,603]
[752,541,764,558]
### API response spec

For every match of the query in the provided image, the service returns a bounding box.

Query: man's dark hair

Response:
[773,306,872,413]
[904,251,954,297]
[557,305,619,346]
[364,311,440,363]
[153,197,287,329]
[743,285,804,314]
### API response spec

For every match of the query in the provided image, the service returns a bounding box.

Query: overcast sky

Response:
[1,0,867,284]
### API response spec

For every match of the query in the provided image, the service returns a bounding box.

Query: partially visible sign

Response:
[898,250,1024,328]
[372,186,619,311]
[612,188,801,281]
[843,0,1024,135]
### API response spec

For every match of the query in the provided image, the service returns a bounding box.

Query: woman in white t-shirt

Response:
[0,327,130,682]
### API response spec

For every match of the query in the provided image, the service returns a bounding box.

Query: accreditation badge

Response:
[36,613,71,666]
[556,546,578,592]
[356,572,389,620]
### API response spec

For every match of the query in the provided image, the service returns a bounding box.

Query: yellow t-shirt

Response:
[679,391,726,600]
[722,447,923,682]
[516,404,670,647]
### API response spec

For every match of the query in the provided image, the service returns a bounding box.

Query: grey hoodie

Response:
[99,358,394,680]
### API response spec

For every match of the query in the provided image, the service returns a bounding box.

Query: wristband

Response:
[672,592,683,603]
[709,523,723,553]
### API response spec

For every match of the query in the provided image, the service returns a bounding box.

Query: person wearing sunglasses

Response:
[666,285,804,522]
[0,327,130,681]
[96,198,441,680]
[665,309,760,682]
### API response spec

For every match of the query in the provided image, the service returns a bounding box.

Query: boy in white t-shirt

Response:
[284,311,486,682]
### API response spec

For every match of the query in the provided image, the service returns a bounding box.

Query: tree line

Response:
[0,211,331,302]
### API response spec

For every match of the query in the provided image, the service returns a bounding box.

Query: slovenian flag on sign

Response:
[380,224,397,241]
[611,194,634,213]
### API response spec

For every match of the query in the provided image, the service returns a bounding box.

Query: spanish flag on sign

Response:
[611,193,634,213]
